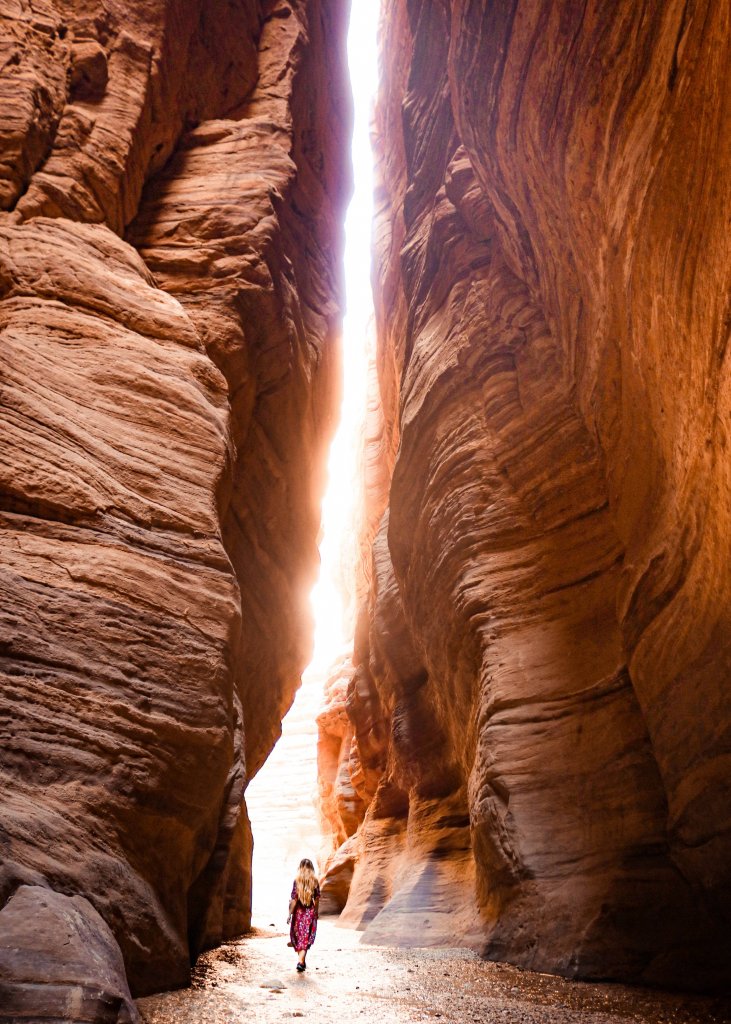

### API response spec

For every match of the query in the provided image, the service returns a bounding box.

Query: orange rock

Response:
[69,40,108,101]
[340,0,731,991]
[0,0,350,1010]
[0,886,138,1022]
[317,658,366,857]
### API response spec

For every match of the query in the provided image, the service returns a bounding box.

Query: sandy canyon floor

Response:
[138,920,730,1024]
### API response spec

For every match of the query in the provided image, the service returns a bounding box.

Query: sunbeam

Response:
[246,0,379,923]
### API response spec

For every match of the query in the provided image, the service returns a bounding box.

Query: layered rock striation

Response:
[0,0,349,1015]
[325,0,731,991]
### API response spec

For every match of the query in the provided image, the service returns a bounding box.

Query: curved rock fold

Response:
[320,0,731,993]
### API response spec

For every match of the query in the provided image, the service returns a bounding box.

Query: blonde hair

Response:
[295,858,318,906]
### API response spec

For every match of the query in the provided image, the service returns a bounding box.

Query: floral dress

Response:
[290,882,319,952]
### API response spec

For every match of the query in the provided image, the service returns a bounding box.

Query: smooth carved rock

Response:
[0,0,349,1013]
[318,833,357,916]
[335,0,731,991]
[0,214,240,995]
[0,886,137,1023]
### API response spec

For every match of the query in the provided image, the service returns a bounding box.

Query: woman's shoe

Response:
[296,963,305,972]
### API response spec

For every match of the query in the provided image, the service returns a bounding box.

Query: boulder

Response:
[334,0,731,991]
[0,885,137,1023]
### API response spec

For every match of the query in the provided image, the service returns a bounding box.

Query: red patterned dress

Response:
[289,882,319,952]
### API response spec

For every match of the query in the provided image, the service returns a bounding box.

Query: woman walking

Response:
[287,858,320,971]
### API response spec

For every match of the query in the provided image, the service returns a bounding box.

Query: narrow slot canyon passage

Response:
[1,0,730,1022]
[243,0,377,925]
[136,1,730,1022]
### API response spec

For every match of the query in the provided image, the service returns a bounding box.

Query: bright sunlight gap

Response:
[246,0,379,924]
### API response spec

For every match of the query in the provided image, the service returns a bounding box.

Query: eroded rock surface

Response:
[0,886,137,1023]
[328,0,731,991]
[0,0,349,1015]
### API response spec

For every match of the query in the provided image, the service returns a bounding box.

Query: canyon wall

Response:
[0,0,349,1017]
[322,0,731,991]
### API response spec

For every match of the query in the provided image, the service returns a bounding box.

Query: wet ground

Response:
[137,919,730,1024]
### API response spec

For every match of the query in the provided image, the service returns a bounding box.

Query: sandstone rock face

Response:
[334,0,731,991]
[0,0,349,1014]
[316,651,390,915]
[318,658,364,860]
[0,886,137,1023]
